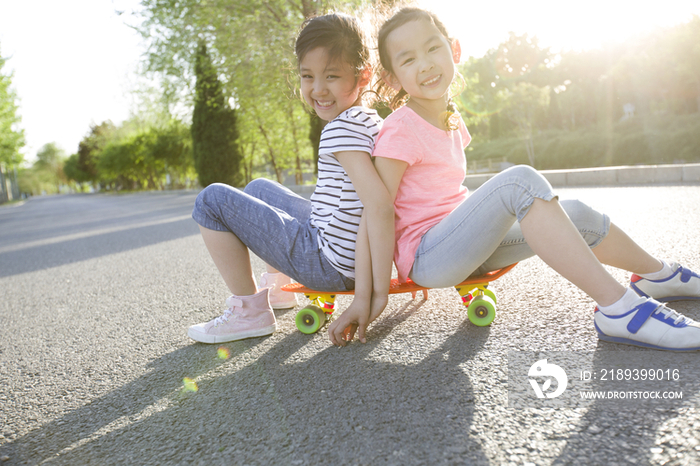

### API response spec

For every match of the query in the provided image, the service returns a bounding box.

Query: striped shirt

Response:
[310,106,383,279]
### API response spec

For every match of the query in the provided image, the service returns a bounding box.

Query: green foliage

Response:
[63,153,92,185]
[58,4,700,194]
[0,44,25,167]
[458,33,554,136]
[151,120,195,186]
[18,167,56,196]
[458,17,700,168]
[192,42,242,187]
[35,143,67,190]
[467,113,700,170]
[499,82,551,165]
[64,117,194,191]
[36,142,66,171]
[98,132,157,189]
[77,122,116,183]
[17,143,67,195]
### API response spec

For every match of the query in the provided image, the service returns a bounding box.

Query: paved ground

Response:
[1,186,699,465]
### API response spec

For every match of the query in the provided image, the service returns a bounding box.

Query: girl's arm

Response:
[367,156,407,325]
[327,150,395,346]
[328,210,373,345]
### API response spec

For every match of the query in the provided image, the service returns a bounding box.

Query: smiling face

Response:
[383,19,458,111]
[299,47,365,122]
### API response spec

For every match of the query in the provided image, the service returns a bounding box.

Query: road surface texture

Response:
[1,186,699,465]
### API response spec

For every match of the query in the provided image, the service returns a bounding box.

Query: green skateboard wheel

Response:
[467,296,496,327]
[295,305,326,334]
[483,288,496,304]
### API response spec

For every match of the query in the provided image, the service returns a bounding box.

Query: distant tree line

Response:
[62,119,195,192]
[6,8,700,198]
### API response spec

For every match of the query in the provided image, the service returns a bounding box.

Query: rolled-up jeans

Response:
[410,165,611,288]
[192,178,355,292]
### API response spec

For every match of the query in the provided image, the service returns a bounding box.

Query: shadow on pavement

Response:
[2,302,493,465]
[0,193,200,278]
[0,336,269,465]
[0,194,196,248]
[0,218,199,278]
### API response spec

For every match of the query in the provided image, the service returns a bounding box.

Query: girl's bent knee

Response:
[495,165,554,201]
[505,165,548,186]
[194,183,243,216]
[243,178,277,197]
[198,182,230,201]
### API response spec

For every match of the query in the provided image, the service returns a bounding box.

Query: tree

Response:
[500,83,551,166]
[17,143,67,196]
[77,121,116,186]
[458,32,553,142]
[150,120,194,188]
[0,44,25,202]
[97,134,155,190]
[63,153,91,189]
[191,42,242,187]
[664,15,700,113]
[35,142,67,192]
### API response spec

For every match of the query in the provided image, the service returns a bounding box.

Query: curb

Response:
[463,163,700,190]
[283,163,700,197]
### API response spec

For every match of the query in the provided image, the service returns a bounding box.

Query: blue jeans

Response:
[192,179,355,292]
[410,165,611,287]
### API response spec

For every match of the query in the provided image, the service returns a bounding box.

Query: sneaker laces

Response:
[213,296,244,327]
[653,303,691,326]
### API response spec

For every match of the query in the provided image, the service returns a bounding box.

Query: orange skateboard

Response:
[281,263,517,334]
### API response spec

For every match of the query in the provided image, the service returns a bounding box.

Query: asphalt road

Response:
[1,186,699,466]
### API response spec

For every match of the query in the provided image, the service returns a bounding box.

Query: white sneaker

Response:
[188,289,277,344]
[260,272,298,309]
[630,263,700,302]
[594,298,700,351]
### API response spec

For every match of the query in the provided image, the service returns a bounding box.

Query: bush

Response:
[467,113,700,170]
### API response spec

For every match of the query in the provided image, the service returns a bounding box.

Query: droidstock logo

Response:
[528,358,568,399]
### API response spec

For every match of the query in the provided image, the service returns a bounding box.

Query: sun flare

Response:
[422,0,700,57]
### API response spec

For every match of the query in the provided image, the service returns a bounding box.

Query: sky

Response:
[1,1,699,164]
[0,0,143,162]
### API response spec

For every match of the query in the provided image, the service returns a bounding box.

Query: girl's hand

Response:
[328,300,370,346]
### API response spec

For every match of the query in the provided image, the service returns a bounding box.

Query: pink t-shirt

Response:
[373,106,471,282]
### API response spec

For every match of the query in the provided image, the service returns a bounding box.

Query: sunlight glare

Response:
[183,377,198,392]
[217,346,231,360]
[421,0,700,57]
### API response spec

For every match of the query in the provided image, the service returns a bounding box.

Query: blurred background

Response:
[0,0,699,201]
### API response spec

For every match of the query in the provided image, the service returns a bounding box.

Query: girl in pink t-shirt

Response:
[370,7,700,351]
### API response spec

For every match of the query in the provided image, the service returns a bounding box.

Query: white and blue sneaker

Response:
[594,298,700,351]
[630,263,700,302]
